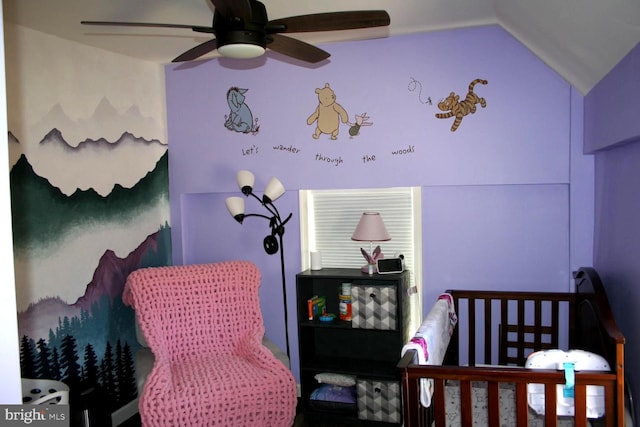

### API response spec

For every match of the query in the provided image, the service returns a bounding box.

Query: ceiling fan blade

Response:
[209,0,252,20]
[172,38,219,62]
[268,34,330,63]
[268,10,390,33]
[81,21,214,34]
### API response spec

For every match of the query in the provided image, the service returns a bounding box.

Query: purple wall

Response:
[586,42,640,421]
[165,25,593,381]
[585,43,640,152]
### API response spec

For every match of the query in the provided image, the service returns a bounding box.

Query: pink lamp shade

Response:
[351,212,391,242]
[352,212,390,273]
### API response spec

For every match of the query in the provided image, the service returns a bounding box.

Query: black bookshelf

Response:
[296,268,412,426]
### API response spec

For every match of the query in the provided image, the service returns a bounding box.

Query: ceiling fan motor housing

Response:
[213,1,268,50]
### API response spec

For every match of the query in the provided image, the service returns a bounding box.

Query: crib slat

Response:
[500,299,508,365]
[544,383,557,426]
[516,382,528,426]
[518,299,525,365]
[551,299,559,348]
[484,298,492,363]
[469,298,476,366]
[574,384,587,426]
[460,380,472,426]
[566,295,575,348]
[605,381,615,427]
[487,382,500,426]
[448,297,461,366]
[434,379,446,427]
[401,355,420,427]
[534,299,542,350]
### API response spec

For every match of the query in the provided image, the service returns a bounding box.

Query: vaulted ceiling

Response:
[4,0,640,94]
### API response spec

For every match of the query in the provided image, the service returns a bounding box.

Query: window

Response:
[299,187,422,329]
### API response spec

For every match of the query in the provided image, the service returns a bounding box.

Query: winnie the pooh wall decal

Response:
[225,87,259,134]
[435,78,488,132]
[307,83,350,140]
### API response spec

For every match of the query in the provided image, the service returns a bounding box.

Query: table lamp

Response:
[351,212,391,273]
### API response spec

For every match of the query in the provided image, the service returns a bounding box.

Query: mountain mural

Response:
[10,120,171,411]
[10,149,169,252]
[11,97,167,197]
[40,127,163,152]
[30,97,164,150]
[18,227,171,341]
[15,221,171,412]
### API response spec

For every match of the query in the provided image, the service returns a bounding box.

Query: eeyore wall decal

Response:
[225,87,260,134]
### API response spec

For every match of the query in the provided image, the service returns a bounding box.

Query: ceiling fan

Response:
[81,0,390,64]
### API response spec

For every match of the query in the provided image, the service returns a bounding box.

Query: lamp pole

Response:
[276,231,290,359]
[256,195,292,360]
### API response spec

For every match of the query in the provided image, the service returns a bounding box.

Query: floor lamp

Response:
[225,170,293,359]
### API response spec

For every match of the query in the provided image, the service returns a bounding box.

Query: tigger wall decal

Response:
[435,78,488,132]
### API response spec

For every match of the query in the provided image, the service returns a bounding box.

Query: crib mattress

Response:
[440,381,586,427]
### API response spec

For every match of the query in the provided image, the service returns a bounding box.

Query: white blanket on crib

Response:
[401,293,458,408]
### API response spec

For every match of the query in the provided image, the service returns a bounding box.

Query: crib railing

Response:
[444,290,575,367]
[399,349,618,427]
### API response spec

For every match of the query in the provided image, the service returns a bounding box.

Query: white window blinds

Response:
[299,187,422,286]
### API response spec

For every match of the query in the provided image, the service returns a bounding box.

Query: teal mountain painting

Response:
[9,128,170,412]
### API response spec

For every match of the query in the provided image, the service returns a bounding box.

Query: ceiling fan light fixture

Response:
[215,26,267,59]
[218,43,265,59]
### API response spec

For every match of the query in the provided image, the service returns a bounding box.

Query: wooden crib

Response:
[398,267,626,427]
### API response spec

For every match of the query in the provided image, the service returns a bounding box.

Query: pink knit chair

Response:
[123,261,297,427]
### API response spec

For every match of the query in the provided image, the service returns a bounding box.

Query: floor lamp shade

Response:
[263,177,285,203]
[225,197,245,221]
[236,170,255,195]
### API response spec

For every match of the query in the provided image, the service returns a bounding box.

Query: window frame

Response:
[299,187,422,329]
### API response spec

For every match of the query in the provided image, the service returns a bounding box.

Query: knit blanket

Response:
[123,261,297,427]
